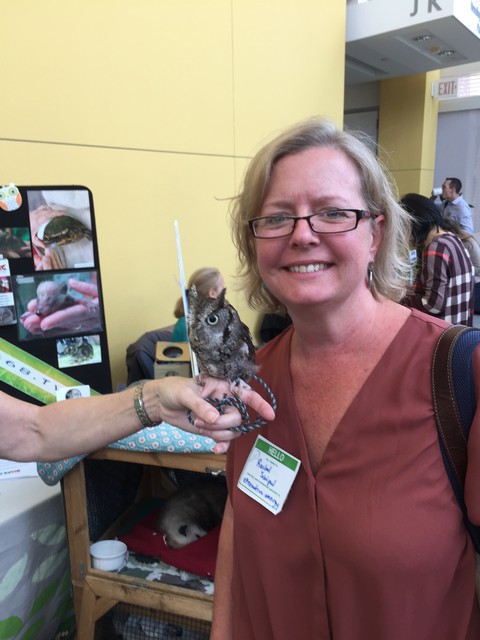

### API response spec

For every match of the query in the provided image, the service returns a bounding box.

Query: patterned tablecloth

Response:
[37,423,217,486]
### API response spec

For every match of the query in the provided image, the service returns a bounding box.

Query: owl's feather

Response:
[187,285,257,382]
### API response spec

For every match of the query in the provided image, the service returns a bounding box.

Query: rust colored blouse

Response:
[226,309,480,639]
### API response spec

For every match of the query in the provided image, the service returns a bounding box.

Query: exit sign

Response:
[432,77,458,100]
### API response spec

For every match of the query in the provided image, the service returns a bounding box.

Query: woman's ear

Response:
[370,213,385,258]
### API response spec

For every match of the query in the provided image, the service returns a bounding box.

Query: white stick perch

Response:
[174,220,199,377]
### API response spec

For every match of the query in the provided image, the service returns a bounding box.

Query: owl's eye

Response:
[0,192,5,200]
[207,313,219,325]
[8,187,17,196]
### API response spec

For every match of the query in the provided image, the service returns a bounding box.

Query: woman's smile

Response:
[286,263,330,273]
[255,146,380,311]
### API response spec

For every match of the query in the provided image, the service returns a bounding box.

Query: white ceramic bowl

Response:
[90,540,128,571]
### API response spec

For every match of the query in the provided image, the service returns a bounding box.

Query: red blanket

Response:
[119,510,220,578]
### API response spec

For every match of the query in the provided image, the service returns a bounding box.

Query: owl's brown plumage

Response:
[187,285,257,382]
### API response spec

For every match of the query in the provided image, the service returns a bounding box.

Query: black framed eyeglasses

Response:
[248,209,378,239]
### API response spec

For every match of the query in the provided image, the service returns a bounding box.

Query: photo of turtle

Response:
[27,189,95,271]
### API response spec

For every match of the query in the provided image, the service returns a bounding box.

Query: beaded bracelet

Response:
[133,381,156,428]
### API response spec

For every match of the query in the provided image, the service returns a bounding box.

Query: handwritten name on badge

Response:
[237,435,300,515]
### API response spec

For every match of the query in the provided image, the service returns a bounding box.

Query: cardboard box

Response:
[154,341,192,379]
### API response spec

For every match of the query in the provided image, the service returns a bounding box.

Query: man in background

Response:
[440,177,474,234]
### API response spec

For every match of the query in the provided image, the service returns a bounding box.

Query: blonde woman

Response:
[211,118,480,639]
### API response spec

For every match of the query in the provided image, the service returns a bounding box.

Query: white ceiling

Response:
[345,1,480,85]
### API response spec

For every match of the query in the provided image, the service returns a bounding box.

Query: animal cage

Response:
[94,603,211,639]
[61,448,226,640]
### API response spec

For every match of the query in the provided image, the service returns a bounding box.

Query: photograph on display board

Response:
[27,189,94,271]
[13,270,102,341]
[0,227,32,259]
[0,278,11,293]
[0,306,16,326]
[0,259,16,327]
[56,334,102,369]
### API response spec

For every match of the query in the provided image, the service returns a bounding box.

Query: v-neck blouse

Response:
[226,309,480,639]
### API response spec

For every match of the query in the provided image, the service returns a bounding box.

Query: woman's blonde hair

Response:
[173,267,222,318]
[230,117,413,314]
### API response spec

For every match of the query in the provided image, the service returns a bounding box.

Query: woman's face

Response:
[254,146,383,314]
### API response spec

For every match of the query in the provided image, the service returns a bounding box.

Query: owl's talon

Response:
[230,379,251,396]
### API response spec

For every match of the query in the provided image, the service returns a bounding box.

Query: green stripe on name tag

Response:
[255,436,299,472]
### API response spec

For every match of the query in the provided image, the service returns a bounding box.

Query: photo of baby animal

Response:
[14,271,102,340]
[35,280,77,317]
[57,335,101,368]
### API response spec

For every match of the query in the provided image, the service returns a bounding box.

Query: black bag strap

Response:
[432,324,480,551]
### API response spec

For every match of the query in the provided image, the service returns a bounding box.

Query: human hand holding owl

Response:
[151,376,275,454]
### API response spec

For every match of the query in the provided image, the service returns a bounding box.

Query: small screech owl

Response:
[187,285,257,382]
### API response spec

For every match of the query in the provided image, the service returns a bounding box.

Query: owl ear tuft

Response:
[188,284,198,302]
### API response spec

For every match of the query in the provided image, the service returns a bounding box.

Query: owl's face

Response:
[187,287,229,345]
[187,283,256,381]
[0,184,22,212]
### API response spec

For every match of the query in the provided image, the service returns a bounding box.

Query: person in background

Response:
[210,118,480,639]
[439,177,473,234]
[444,218,480,314]
[401,192,474,326]
[172,267,225,342]
[1,373,273,463]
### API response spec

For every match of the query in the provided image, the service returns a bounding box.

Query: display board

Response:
[0,184,112,400]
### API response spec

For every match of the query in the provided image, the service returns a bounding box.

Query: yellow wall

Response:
[378,71,440,199]
[1,0,346,388]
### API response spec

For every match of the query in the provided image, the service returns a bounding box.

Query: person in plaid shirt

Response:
[401,192,474,326]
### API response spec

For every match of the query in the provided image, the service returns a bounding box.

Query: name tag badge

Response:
[237,435,301,515]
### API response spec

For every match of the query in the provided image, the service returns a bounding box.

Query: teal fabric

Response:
[37,423,217,485]
[172,316,188,342]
